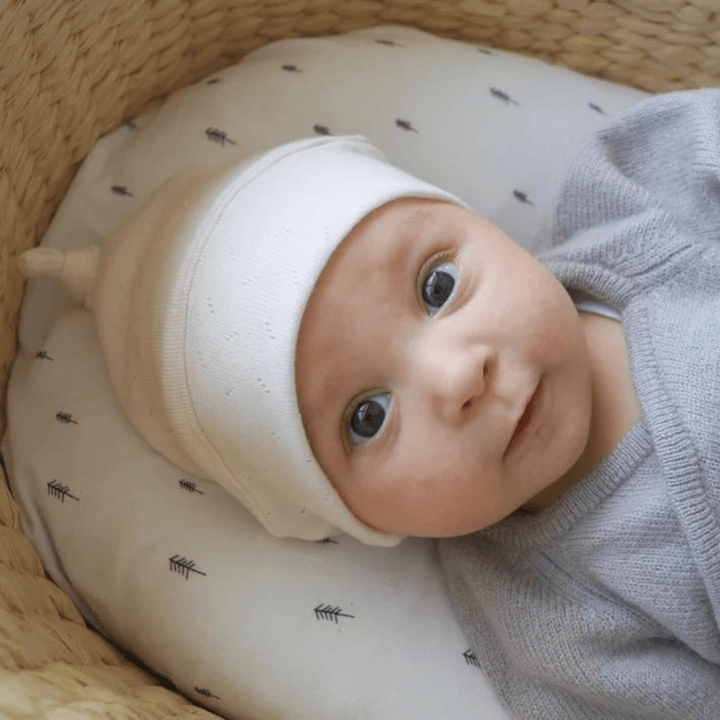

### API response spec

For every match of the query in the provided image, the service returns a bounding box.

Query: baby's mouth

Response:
[504,378,542,457]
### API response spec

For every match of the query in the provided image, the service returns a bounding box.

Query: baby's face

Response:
[295,197,593,537]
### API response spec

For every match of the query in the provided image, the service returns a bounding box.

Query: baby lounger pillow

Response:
[4,25,647,720]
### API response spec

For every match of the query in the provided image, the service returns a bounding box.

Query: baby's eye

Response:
[347,392,391,447]
[420,260,458,314]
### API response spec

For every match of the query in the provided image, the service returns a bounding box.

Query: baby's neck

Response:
[521,311,641,514]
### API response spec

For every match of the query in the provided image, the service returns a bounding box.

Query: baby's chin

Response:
[354,493,524,539]
[527,413,593,513]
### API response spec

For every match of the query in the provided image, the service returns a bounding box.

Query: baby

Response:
[21,88,720,717]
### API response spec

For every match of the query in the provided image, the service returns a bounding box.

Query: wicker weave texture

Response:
[1,0,720,717]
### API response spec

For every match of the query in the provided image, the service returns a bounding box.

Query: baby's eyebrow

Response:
[381,205,436,278]
[304,362,337,417]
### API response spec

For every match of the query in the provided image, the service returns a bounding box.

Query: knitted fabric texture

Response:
[439,88,720,718]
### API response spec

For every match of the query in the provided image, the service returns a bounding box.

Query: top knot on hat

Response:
[20,245,100,307]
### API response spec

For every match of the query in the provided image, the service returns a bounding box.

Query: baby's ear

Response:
[19,245,101,308]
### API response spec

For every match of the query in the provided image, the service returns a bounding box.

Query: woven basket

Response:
[1,1,719,717]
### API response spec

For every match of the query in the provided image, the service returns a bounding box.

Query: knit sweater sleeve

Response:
[551,88,720,254]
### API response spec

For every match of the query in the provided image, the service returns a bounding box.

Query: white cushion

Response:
[4,25,647,720]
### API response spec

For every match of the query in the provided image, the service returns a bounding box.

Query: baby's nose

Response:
[417,339,494,425]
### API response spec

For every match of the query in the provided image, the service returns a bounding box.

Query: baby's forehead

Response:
[322,197,452,280]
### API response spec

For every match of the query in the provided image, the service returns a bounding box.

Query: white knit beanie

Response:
[20,135,468,546]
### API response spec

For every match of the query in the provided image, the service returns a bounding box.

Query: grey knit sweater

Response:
[438,89,720,718]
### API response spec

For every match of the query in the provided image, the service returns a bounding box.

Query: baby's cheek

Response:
[538,305,588,369]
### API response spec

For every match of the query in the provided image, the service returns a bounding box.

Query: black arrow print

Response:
[396,118,418,132]
[178,479,204,495]
[47,480,80,503]
[463,649,480,668]
[169,555,207,579]
[513,190,534,205]
[56,412,79,425]
[195,687,221,700]
[490,87,520,106]
[314,603,355,623]
[206,128,237,146]
[36,350,53,361]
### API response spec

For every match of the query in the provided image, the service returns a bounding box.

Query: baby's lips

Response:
[503,377,542,458]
